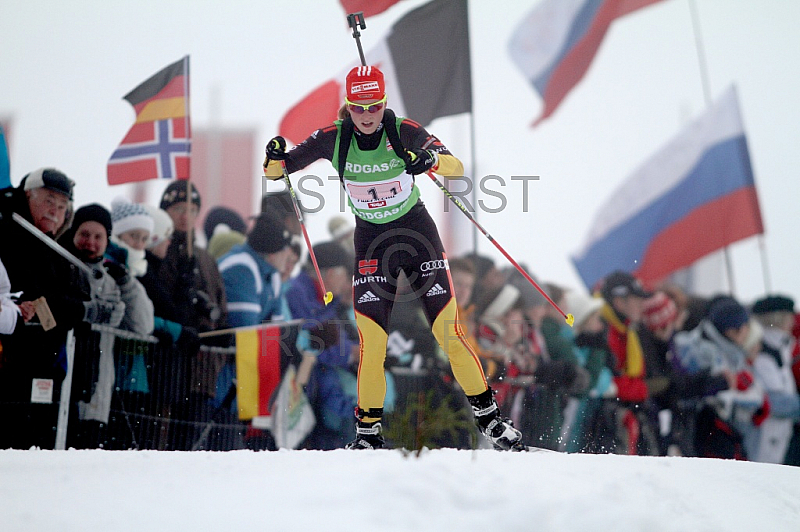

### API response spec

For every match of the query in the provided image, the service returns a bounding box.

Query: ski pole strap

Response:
[356,407,384,420]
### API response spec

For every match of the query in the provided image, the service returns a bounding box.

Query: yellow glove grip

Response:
[263,158,283,180]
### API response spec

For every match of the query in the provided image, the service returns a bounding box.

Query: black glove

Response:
[176,325,201,355]
[265,136,287,161]
[104,260,131,286]
[405,149,436,176]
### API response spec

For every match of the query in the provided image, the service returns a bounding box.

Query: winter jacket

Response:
[0,257,20,334]
[155,231,228,400]
[750,328,800,463]
[640,326,730,412]
[0,186,86,401]
[673,320,749,375]
[217,243,283,327]
[288,270,356,368]
[287,269,363,449]
[672,320,765,458]
[157,231,227,332]
[213,243,286,413]
[600,303,649,403]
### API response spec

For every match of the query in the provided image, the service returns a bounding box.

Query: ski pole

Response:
[422,168,574,327]
[272,149,333,305]
[347,12,367,66]
[6,212,101,280]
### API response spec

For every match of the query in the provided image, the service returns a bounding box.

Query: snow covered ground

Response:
[2,449,799,532]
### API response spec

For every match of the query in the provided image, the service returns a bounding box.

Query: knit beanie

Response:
[463,253,495,282]
[601,270,651,301]
[142,205,174,249]
[312,241,353,271]
[248,213,291,254]
[751,294,795,315]
[642,292,678,331]
[72,203,112,237]
[160,180,201,210]
[204,206,247,242]
[708,296,749,334]
[328,215,354,240]
[111,197,153,237]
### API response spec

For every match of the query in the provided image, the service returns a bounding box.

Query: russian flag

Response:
[279,0,471,145]
[508,0,665,126]
[572,86,764,290]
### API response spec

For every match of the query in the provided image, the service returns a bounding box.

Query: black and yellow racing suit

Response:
[265,114,488,422]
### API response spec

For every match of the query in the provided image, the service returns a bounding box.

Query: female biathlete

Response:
[264,66,523,451]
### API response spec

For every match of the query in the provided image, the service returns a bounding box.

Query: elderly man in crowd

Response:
[0,168,88,449]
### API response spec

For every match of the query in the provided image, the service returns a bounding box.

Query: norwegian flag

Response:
[107,56,191,185]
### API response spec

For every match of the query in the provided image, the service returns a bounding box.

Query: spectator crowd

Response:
[1,167,798,465]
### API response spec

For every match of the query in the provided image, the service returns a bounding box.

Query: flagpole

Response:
[688,0,736,295]
[466,0,478,255]
[469,113,478,255]
[758,235,772,293]
[183,55,194,258]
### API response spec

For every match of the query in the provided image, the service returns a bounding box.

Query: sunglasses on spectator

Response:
[346,96,387,114]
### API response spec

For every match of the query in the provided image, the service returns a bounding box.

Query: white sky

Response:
[2,0,799,303]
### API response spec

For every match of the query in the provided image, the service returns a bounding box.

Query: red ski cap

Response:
[345,66,385,102]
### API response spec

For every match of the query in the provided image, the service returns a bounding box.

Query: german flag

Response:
[235,325,283,421]
[107,56,191,185]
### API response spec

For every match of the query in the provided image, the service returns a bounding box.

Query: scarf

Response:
[111,236,148,277]
[601,303,644,378]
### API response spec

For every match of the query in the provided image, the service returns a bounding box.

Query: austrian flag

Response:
[107,56,191,185]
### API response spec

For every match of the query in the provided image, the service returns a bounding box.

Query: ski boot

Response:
[468,389,525,451]
[345,408,385,450]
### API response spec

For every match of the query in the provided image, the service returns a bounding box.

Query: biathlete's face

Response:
[347,96,386,135]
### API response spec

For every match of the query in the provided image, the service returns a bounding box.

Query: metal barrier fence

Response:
[0,321,299,451]
[3,319,475,451]
[4,320,614,453]
[55,323,251,451]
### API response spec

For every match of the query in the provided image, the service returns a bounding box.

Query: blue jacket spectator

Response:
[218,212,293,327]
[215,213,293,414]
[287,241,362,449]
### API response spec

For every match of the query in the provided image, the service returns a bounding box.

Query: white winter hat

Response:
[142,204,174,249]
[111,197,154,237]
[565,290,604,330]
[328,215,354,240]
